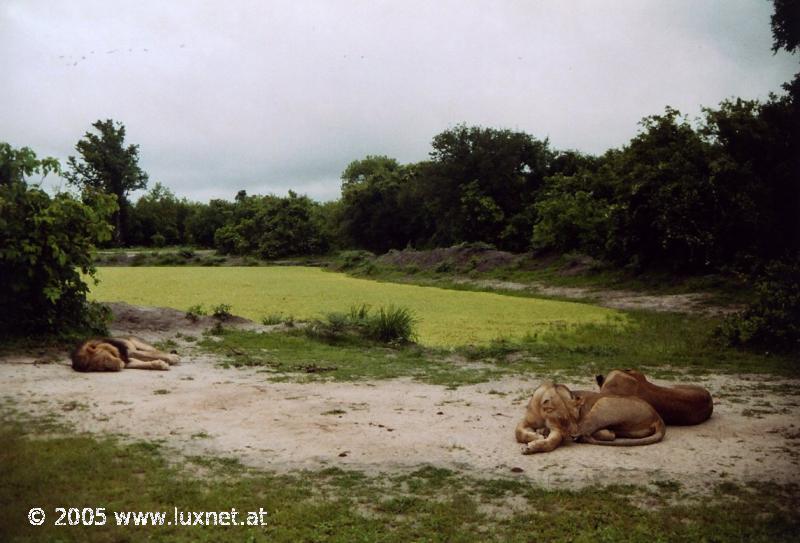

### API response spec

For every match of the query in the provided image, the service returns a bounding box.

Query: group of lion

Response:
[516,369,713,454]
[71,337,712,455]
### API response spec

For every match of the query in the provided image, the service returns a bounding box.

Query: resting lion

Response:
[71,337,180,372]
[596,369,713,425]
[515,381,665,454]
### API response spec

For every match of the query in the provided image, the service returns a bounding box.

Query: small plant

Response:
[365,305,416,344]
[179,247,195,259]
[212,303,233,321]
[305,304,416,345]
[262,313,295,327]
[185,304,207,322]
[262,314,284,325]
[348,303,370,322]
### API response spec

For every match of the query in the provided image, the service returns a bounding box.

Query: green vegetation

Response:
[306,304,417,344]
[716,260,800,352]
[184,304,207,322]
[65,119,149,246]
[199,327,504,385]
[199,308,796,386]
[89,266,621,347]
[2,412,798,542]
[0,143,115,338]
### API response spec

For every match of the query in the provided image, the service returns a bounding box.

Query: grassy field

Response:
[2,411,797,543]
[89,266,622,347]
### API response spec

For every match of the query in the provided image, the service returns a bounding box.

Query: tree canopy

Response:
[65,119,148,245]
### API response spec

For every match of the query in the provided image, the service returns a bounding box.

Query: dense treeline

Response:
[121,81,798,277]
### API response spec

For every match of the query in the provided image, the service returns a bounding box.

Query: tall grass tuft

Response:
[306,304,417,345]
[365,305,416,343]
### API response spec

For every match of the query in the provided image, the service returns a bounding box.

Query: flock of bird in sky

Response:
[58,43,187,67]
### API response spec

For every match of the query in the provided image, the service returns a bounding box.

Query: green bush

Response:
[364,305,416,343]
[0,143,116,337]
[212,303,233,321]
[306,304,416,345]
[716,259,800,353]
[334,250,375,270]
[185,304,207,322]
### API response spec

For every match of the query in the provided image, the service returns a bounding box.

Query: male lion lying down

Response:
[515,381,665,454]
[71,337,180,372]
[596,369,713,425]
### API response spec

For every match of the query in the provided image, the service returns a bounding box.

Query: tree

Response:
[1,143,116,336]
[65,119,148,245]
[423,125,552,251]
[338,156,424,253]
[771,0,800,53]
[213,191,327,258]
[128,182,196,246]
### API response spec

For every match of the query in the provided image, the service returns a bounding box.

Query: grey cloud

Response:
[1,0,796,203]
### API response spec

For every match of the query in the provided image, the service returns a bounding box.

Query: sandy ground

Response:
[1,305,798,492]
[452,278,742,316]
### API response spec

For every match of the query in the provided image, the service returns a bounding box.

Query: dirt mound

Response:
[106,302,263,338]
[378,245,520,273]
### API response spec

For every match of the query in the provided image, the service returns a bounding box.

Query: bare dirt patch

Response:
[377,247,740,315]
[1,304,796,492]
[453,278,740,316]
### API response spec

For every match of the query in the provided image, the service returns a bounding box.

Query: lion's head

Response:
[527,381,581,437]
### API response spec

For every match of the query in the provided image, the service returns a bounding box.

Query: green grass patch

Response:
[88,266,622,347]
[199,309,796,385]
[1,411,798,542]
[199,328,508,385]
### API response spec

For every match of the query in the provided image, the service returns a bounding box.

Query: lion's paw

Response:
[154,360,170,371]
[164,354,180,365]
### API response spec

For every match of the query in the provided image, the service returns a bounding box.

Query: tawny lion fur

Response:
[596,369,713,425]
[71,337,180,372]
[515,381,665,454]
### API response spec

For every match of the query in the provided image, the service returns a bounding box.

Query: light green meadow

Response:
[89,266,623,347]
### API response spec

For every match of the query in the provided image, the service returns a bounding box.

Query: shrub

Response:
[212,303,233,321]
[185,304,207,322]
[0,144,116,337]
[334,250,375,270]
[305,304,416,345]
[364,305,416,343]
[179,247,195,259]
[716,259,800,353]
[262,314,283,325]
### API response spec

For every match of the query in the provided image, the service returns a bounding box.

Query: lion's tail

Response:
[581,418,666,447]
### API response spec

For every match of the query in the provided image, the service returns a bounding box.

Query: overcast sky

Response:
[1,1,796,202]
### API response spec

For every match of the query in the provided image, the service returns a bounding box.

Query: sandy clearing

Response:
[2,345,798,492]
